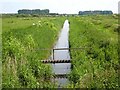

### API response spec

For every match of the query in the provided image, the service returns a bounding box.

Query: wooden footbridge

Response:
[40,47,90,63]
[39,47,90,80]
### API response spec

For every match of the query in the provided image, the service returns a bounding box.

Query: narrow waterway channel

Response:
[51,20,71,87]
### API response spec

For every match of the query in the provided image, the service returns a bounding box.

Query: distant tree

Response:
[78,10,113,15]
[49,13,59,15]
[18,9,50,15]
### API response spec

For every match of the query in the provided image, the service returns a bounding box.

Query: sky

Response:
[0,0,119,14]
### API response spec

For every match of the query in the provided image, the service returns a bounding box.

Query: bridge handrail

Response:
[34,47,92,51]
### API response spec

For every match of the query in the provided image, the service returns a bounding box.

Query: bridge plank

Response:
[53,74,69,78]
[41,60,71,63]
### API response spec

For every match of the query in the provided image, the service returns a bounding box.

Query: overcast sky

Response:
[0,0,119,14]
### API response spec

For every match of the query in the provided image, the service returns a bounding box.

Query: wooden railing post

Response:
[53,49,54,60]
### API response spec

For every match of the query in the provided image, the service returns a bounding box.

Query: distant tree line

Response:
[18,9,113,15]
[49,13,59,15]
[18,9,50,15]
[79,10,113,15]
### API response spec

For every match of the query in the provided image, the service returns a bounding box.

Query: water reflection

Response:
[51,20,71,87]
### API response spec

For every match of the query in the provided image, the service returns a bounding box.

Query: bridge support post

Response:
[53,49,54,60]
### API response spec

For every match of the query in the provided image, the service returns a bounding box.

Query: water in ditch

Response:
[51,20,71,87]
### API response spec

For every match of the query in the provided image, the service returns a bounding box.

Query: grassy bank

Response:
[68,15,119,88]
[2,15,65,88]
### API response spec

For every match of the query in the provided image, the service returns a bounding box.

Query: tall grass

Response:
[68,15,119,88]
[2,16,65,88]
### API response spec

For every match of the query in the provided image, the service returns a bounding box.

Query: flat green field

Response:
[2,14,119,88]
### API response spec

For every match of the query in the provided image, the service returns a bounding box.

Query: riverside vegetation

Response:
[68,15,119,88]
[2,14,119,88]
[2,15,65,88]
